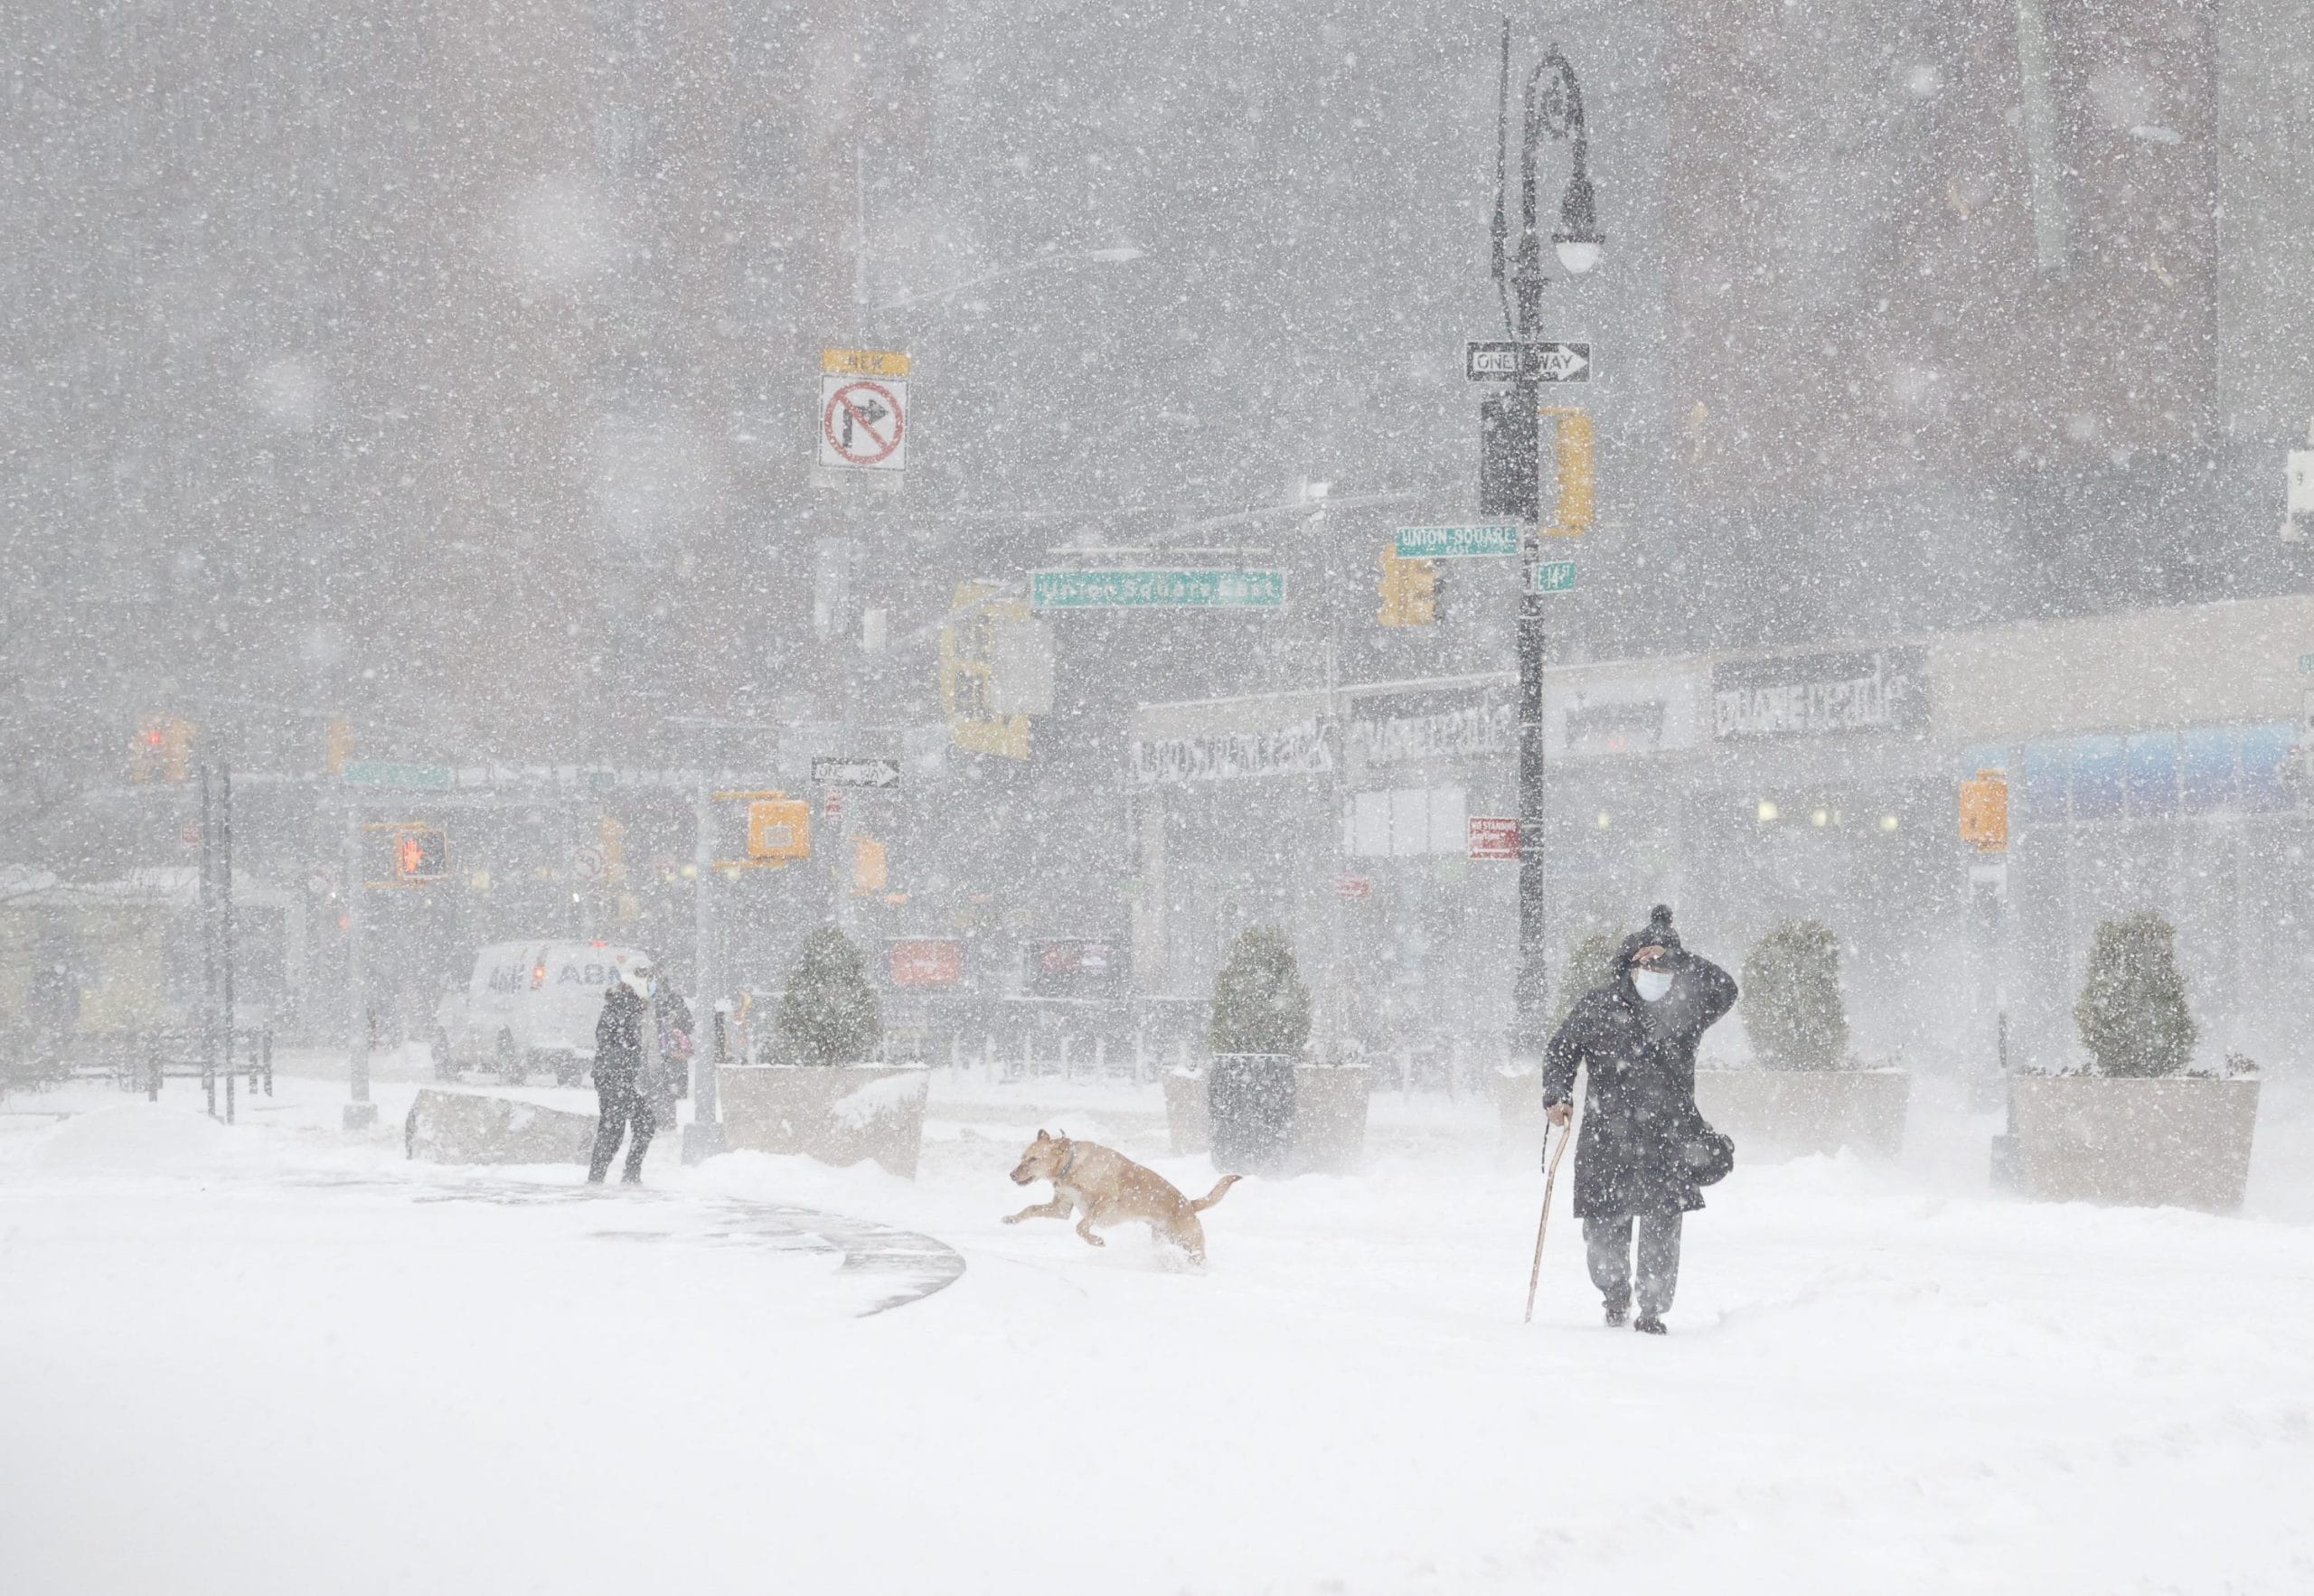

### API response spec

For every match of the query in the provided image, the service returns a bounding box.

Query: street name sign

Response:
[1395,523,1521,559]
[1467,816,1520,861]
[1465,339,1594,383]
[822,347,911,379]
[1531,559,1578,595]
[812,756,902,790]
[1030,568,1287,611]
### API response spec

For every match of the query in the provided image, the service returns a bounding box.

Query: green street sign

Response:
[1394,523,1521,559]
[1030,568,1287,610]
[1531,559,1578,595]
[342,759,454,789]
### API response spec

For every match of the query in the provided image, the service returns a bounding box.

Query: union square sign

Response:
[1710,646,1927,741]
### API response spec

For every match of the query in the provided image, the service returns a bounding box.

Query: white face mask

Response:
[1632,968,1674,1002]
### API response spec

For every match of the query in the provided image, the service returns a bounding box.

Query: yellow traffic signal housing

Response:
[747,795,813,863]
[1959,769,2008,852]
[395,825,449,881]
[852,835,889,896]
[133,716,197,783]
[1542,408,1595,537]
[325,718,353,776]
[1377,548,1440,626]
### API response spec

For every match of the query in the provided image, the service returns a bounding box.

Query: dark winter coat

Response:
[594,981,647,1083]
[1542,948,1737,1219]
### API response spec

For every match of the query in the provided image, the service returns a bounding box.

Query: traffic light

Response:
[1378,548,1439,627]
[1479,391,1540,521]
[325,718,353,776]
[1542,408,1595,536]
[395,825,448,881]
[746,795,812,863]
[132,716,197,783]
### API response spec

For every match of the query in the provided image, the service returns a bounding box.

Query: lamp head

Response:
[1553,172,1604,276]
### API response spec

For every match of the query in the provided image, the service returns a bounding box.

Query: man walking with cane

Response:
[1541,906,1736,1335]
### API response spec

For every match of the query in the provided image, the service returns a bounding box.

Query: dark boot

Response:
[1604,1302,1629,1328]
[1633,1313,1667,1336]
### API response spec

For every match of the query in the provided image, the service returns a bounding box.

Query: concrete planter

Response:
[1491,1066,1546,1163]
[1693,1068,1911,1162]
[1999,1075,2260,1212]
[1162,1068,1210,1156]
[1162,1063,1370,1175]
[1290,1064,1370,1176]
[405,1088,597,1166]
[720,1064,929,1179]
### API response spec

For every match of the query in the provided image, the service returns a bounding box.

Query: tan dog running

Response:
[1006,1129,1240,1265]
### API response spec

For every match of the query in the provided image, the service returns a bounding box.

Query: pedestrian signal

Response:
[395,825,449,881]
[1378,548,1439,627]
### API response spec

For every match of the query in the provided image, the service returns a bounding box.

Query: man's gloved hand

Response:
[1546,1101,1573,1129]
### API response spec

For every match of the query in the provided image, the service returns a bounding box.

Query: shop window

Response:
[2123,733,2178,818]
[2071,736,2124,821]
[2239,722,2299,812]
[1346,786,1469,858]
[2020,740,2068,821]
[2178,726,2235,813]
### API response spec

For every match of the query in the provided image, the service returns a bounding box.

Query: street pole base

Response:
[682,1121,728,1165]
[343,1102,381,1131]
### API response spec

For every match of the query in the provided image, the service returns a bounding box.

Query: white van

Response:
[435,942,654,1086]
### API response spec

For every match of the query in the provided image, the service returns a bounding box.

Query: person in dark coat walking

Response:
[588,972,655,1185]
[1542,905,1736,1334]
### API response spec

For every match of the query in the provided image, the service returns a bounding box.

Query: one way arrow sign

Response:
[812,756,902,790]
[1465,340,1594,383]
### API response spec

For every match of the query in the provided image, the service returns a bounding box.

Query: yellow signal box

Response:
[746,795,813,863]
[1542,408,1595,537]
[852,835,889,896]
[133,716,198,783]
[1959,770,2008,852]
[1378,548,1439,626]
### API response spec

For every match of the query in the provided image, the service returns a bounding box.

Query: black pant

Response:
[588,1071,655,1184]
[1583,1213,1683,1319]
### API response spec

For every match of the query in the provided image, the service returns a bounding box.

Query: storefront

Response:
[1128,595,2314,1075]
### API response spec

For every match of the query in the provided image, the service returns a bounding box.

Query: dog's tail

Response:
[1190,1173,1242,1213]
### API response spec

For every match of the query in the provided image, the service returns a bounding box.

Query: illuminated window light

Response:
[1756,801,1780,823]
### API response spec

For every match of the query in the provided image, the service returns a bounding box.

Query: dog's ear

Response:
[1035,1129,1049,1143]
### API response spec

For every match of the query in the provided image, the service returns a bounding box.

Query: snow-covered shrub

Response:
[2074,912,2196,1077]
[1208,926,1311,1058]
[1552,929,1620,1027]
[1740,919,1850,1071]
[773,927,883,1066]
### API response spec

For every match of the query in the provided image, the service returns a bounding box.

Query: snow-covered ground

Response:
[6,1063,2314,1594]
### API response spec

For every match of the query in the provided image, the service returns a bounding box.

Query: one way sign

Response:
[812,756,902,790]
[1465,340,1594,383]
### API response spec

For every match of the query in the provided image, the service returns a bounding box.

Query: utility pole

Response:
[1490,27,1604,1067]
[343,800,375,1129]
[686,767,726,1160]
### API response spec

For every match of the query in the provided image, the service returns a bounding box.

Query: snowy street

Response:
[7,1070,2314,1595]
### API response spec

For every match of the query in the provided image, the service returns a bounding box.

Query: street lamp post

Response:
[1492,34,1604,1068]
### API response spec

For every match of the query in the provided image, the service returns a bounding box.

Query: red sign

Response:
[889,939,964,988]
[825,789,846,821]
[1336,875,1372,900]
[1467,816,1520,861]
[823,379,905,465]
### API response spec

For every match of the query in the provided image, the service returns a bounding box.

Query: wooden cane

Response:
[1523,1110,1575,1324]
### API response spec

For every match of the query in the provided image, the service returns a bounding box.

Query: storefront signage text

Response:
[1349,699,1516,767]
[1711,647,1926,741]
[1130,720,1335,785]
